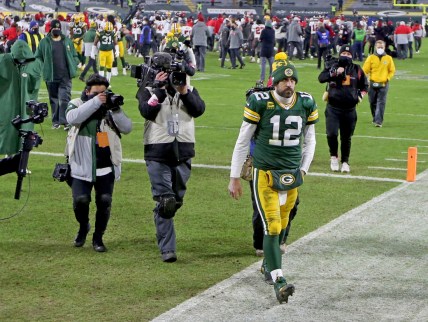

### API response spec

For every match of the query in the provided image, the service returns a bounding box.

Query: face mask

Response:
[376,48,385,55]
[338,56,352,67]
[51,29,61,37]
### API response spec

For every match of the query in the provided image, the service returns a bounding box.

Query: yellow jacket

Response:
[362,54,395,83]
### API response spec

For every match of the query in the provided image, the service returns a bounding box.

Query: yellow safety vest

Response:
[75,0,80,6]
[24,31,44,53]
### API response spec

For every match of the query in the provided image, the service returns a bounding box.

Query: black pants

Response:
[80,57,98,79]
[325,105,357,163]
[71,172,115,239]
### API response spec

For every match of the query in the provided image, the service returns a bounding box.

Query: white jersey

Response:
[181,25,192,38]
[251,23,265,40]
[131,18,141,40]
[17,20,30,32]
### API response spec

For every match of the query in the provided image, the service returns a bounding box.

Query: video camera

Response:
[245,81,274,100]
[130,51,188,88]
[324,54,346,84]
[10,100,48,200]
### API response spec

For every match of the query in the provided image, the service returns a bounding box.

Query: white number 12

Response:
[269,115,302,147]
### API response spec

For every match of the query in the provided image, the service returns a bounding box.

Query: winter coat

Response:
[191,21,210,46]
[0,40,42,154]
[66,96,132,182]
[260,26,275,58]
[287,20,302,42]
[35,33,78,82]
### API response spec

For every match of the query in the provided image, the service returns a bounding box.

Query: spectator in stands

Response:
[394,21,411,59]
[338,0,343,12]
[287,17,304,60]
[191,14,210,72]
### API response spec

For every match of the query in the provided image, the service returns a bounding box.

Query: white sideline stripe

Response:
[368,166,406,171]
[401,151,428,155]
[31,151,405,183]
[153,170,428,321]
[386,158,426,163]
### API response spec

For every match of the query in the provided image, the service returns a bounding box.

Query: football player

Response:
[228,53,318,304]
[70,14,87,69]
[92,21,118,83]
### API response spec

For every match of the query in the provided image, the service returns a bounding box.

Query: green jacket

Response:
[35,33,78,82]
[0,40,42,154]
[83,27,97,43]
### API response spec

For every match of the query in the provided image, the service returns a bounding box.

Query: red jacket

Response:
[3,26,19,41]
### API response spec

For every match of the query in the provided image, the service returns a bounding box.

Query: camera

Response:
[26,100,48,124]
[130,51,188,88]
[104,90,124,110]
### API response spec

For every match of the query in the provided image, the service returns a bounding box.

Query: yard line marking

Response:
[368,166,407,171]
[385,158,426,163]
[401,151,428,154]
[31,151,405,183]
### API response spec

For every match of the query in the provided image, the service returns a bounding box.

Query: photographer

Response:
[136,51,205,263]
[318,44,368,173]
[65,74,132,252]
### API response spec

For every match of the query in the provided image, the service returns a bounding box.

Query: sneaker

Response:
[341,162,350,173]
[161,251,177,263]
[257,58,260,64]
[374,123,382,128]
[261,258,274,285]
[255,249,264,257]
[250,57,256,63]
[274,276,295,304]
[92,236,107,252]
[122,68,127,75]
[330,156,339,172]
[77,62,82,69]
[74,223,90,247]
[280,243,286,254]
[64,125,71,131]
[111,67,118,76]
[52,124,60,129]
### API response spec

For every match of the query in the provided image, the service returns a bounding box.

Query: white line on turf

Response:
[31,151,405,183]
[385,158,426,163]
[368,166,406,171]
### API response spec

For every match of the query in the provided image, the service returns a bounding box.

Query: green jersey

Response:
[244,90,319,170]
[71,22,85,39]
[97,31,115,51]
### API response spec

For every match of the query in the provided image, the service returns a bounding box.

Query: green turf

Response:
[1,48,427,321]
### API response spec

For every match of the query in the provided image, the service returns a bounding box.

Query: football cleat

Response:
[274,276,295,304]
[255,249,264,257]
[330,156,339,172]
[260,258,274,285]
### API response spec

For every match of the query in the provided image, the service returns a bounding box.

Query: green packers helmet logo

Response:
[284,68,294,77]
[280,174,295,185]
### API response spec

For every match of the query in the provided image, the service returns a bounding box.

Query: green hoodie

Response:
[0,40,43,154]
[35,33,79,82]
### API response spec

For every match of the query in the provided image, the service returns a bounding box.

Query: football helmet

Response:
[104,22,114,32]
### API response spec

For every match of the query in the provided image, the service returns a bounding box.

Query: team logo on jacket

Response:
[21,72,28,77]
[284,68,294,77]
[280,174,295,185]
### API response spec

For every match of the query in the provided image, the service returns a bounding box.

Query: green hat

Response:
[271,60,298,85]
